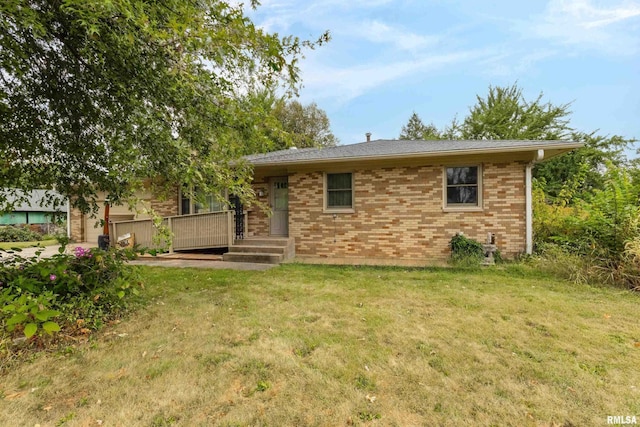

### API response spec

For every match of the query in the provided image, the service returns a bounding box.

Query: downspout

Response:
[66,198,71,239]
[526,149,544,254]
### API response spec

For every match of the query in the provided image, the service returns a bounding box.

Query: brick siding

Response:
[150,188,179,217]
[247,177,270,237]
[254,161,526,263]
[69,203,84,242]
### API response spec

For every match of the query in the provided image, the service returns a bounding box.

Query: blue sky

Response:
[246,0,639,150]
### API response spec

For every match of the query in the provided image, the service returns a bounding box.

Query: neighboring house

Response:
[71,138,582,264]
[242,138,581,265]
[0,189,67,226]
[69,190,178,245]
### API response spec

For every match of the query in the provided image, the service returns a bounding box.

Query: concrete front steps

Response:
[222,237,295,264]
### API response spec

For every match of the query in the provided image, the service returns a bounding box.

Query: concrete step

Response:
[225,237,295,265]
[230,245,286,254]
[222,252,283,264]
[233,238,291,247]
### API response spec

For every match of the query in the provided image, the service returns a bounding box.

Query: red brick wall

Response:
[275,161,526,263]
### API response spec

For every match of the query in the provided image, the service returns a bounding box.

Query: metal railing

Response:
[110,210,235,252]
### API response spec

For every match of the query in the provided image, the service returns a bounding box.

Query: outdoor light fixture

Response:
[257,189,265,197]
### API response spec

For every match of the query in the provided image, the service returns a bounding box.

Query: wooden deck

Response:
[110,210,235,252]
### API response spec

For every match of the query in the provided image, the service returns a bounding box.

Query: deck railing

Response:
[110,210,234,251]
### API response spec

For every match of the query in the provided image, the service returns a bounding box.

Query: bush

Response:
[534,163,640,290]
[0,226,42,242]
[0,246,142,345]
[449,234,484,266]
[532,186,586,252]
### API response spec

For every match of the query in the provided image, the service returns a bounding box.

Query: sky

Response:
[245,0,639,151]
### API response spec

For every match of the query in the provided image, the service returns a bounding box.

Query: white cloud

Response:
[248,0,639,106]
[478,49,558,78]
[297,50,486,104]
[551,0,640,28]
[526,0,640,54]
[246,0,453,99]
[353,20,440,51]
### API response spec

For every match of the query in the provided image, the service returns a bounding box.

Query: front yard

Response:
[1,264,639,426]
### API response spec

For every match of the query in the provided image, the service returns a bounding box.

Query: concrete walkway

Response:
[1,243,276,271]
[0,243,95,259]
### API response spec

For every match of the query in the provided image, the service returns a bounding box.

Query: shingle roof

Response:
[1,189,66,212]
[245,139,582,165]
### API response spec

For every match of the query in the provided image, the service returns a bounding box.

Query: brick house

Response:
[71,138,580,265]
[241,138,581,265]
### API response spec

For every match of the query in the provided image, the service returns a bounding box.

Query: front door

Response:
[270,176,289,236]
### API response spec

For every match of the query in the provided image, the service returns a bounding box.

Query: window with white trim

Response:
[325,172,354,210]
[445,166,481,208]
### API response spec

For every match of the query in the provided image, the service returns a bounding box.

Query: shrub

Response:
[0,246,142,345]
[532,186,586,252]
[534,163,640,289]
[449,234,484,266]
[0,226,42,242]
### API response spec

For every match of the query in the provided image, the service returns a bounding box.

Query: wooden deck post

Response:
[168,217,174,254]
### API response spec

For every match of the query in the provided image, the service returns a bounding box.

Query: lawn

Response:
[1,264,639,426]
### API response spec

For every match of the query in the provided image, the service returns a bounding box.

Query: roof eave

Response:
[249,142,583,167]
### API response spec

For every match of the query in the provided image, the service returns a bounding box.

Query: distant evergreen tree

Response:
[399,112,442,140]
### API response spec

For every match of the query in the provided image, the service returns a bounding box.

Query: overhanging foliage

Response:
[0,0,328,213]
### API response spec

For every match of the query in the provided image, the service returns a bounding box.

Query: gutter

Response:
[525,149,545,255]
[67,198,71,239]
[249,142,583,168]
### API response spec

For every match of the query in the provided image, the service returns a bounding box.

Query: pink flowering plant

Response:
[0,245,142,343]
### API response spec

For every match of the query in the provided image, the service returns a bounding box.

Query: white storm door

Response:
[270,177,289,236]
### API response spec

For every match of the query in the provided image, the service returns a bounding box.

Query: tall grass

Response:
[533,163,640,290]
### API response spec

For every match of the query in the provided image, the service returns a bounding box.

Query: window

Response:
[325,172,354,211]
[273,181,288,211]
[180,188,227,215]
[445,166,481,208]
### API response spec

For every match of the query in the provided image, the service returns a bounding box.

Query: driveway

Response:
[0,243,96,260]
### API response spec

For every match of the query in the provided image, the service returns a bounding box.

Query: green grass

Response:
[1,264,639,426]
[0,239,58,250]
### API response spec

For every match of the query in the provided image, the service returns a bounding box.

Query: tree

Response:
[0,0,329,213]
[461,84,634,198]
[399,84,635,200]
[272,99,339,149]
[234,90,338,154]
[399,112,442,140]
[460,84,572,140]
[534,131,633,200]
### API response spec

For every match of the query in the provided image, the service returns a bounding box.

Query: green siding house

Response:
[0,190,67,225]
